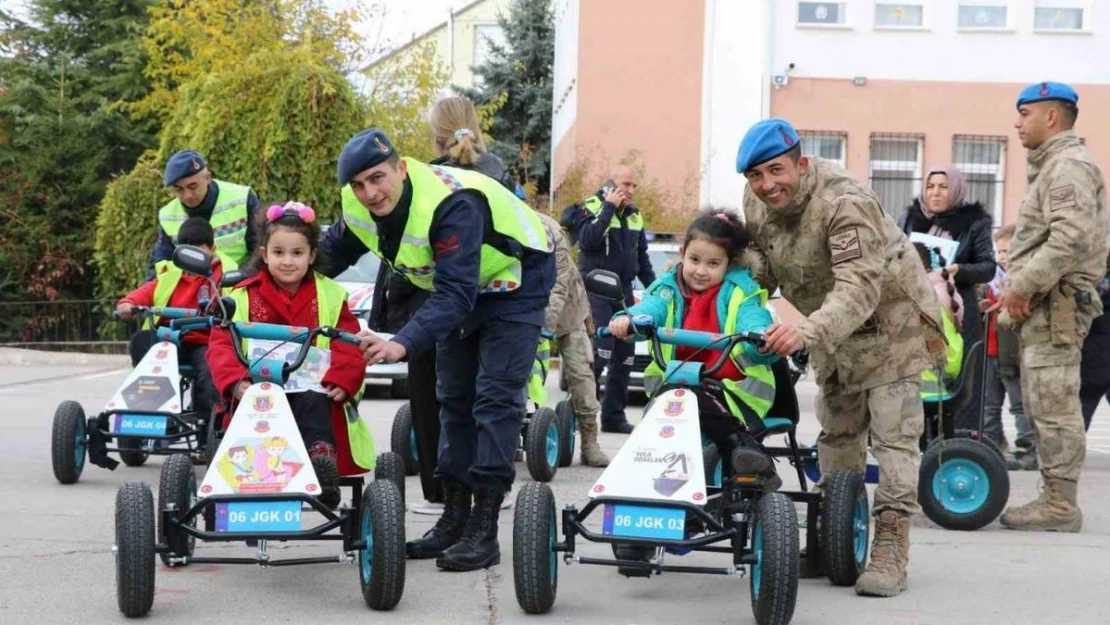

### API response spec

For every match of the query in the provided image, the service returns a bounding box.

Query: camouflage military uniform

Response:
[1000,130,1108,532]
[744,158,946,596]
[537,212,609,467]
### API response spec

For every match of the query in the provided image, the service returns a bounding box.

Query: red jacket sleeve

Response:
[321,301,366,397]
[118,279,158,307]
[207,325,250,398]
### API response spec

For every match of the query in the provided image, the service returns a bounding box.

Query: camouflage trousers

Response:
[1020,341,1085,482]
[816,376,924,516]
[556,327,601,423]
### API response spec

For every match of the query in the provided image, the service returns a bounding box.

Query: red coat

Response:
[118,260,227,345]
[207,269,367,475]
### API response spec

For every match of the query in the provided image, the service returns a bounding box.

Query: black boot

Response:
[407,479,472,559]
[435,486,504,571]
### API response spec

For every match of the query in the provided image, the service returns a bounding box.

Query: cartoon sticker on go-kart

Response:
[217,435,304,493]
[653,452,690,497]
[218,445,262,486]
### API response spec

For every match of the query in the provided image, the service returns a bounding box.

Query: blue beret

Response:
[1016,81,1078,110]
[337,128,396,184]
[163,150,207,186]
[736,118,800,174]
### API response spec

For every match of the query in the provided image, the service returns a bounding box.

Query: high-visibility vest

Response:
[921,307,964,401]
[143,254,239,329]
[159,180,253,266]
[227,273,374,470]
[340,157,552,293]
[527,336,552,407]
[581,195,645,233]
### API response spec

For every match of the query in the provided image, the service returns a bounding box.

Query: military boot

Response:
[855,510,910,597]
[578,418,610,467]
[407,479,472,559]
[436,486,505,571]
[1000,477,1082,532]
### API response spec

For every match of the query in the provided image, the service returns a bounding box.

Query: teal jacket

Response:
[620,265,780,368]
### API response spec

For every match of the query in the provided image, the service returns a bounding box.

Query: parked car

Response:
[334,252,410,399]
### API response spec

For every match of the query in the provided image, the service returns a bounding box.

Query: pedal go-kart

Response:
[802,316,1009,532]
[390,333,574,483]
[113,246,407,618]
[51,305,220,484]
[512,270,870,625]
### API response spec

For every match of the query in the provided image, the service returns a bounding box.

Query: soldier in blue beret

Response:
[993,81,1107,533]
[736,117,947,597]
[147,149,261,279]
[321,128,555,573]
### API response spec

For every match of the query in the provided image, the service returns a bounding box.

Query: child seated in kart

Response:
[609,209,781,488]
[913,243,965,399]
[116,217,233,431]
[206,202,370,509]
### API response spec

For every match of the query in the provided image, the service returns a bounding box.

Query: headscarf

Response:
[918,164,967,216]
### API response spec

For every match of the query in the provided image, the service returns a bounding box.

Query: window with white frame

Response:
[1034,0,1089,32]
[473,23,505,69]
[957,1,1011,29]
[869,134,924,214]
[953,136,1006,225]
[874,2,925,28]
[799,131,847,167]
[797,2,848,26]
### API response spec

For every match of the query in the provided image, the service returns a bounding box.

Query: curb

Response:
[0,347,130,367]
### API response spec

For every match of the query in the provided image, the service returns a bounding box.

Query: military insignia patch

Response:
[373,136,391,154]
[829,228,862,265]
[191,158,200,171]
[1049,185,1077,210]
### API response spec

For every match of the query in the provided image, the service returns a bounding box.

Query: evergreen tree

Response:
[459,0,554,194]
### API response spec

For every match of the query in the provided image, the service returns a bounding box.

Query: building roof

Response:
[363,0,490,72]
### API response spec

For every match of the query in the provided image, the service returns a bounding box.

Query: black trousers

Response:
[408,348,444,502]
[287,391,335,446]
[695,386,746,451]
[1080,383,1109,432]
[128,330,218,418]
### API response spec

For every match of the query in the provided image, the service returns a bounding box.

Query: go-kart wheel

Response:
[374,452,407,503]
[919,437,1009,531]
[819,469,869,586]
[750,492,799,625]
[703,444,723,488]
[513,482,558,614]
[390,378,409,399]
[118,437,149,467]
[158,453,197,566]
[928,430,1006,461]
[555,400,575,468]
[115,482,156,618]
[525,407,559,483]
[51,401,87,484]
[390,402,418,476]
[358,479,406,610]
[203,405,224,465]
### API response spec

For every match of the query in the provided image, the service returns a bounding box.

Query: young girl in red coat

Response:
[207,202,366,507]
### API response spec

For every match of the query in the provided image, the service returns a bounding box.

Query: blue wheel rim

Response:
[409,425,418,463]
[712,459,722,487]
[853,491,868,565]
[359,505,373,582]
[546,421,559,468]
[751,521,763,598]
[932,458,990,514]
[548,507,558,584]
[568,415,576,456]
[75,417,86,470]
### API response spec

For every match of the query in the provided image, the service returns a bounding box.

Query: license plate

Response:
[215,501,302,533]
[601,504,686,540]
[114,414,168,436]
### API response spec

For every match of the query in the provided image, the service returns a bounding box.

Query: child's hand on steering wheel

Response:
[116,303,136,319]
[609,316,633,339]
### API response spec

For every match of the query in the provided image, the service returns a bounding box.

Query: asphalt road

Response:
[2,362,1110,625]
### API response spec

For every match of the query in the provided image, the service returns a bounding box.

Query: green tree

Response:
[459,0,554,193]
[0,0,155,303]
[360,40,450,162]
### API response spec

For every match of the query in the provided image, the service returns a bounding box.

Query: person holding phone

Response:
[564,164,656,433]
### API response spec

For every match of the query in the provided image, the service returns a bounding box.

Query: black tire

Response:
[919,437,1009,531]
[820,469,869,586]
[118,437,149,467]
[555,400,575,468]
[750,492,799,625]
[374,451,407,503]
[158,454,197,566]
[928,429,1006,461]
[51,401,86,484]
[390,402,419,476]
[358,479,406,610]
[525,407,560,483]
[203,405,224,465]
[703,444,722,488]
[513,482,558,614]
[115,482,156,617]
[390,378,409,399]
